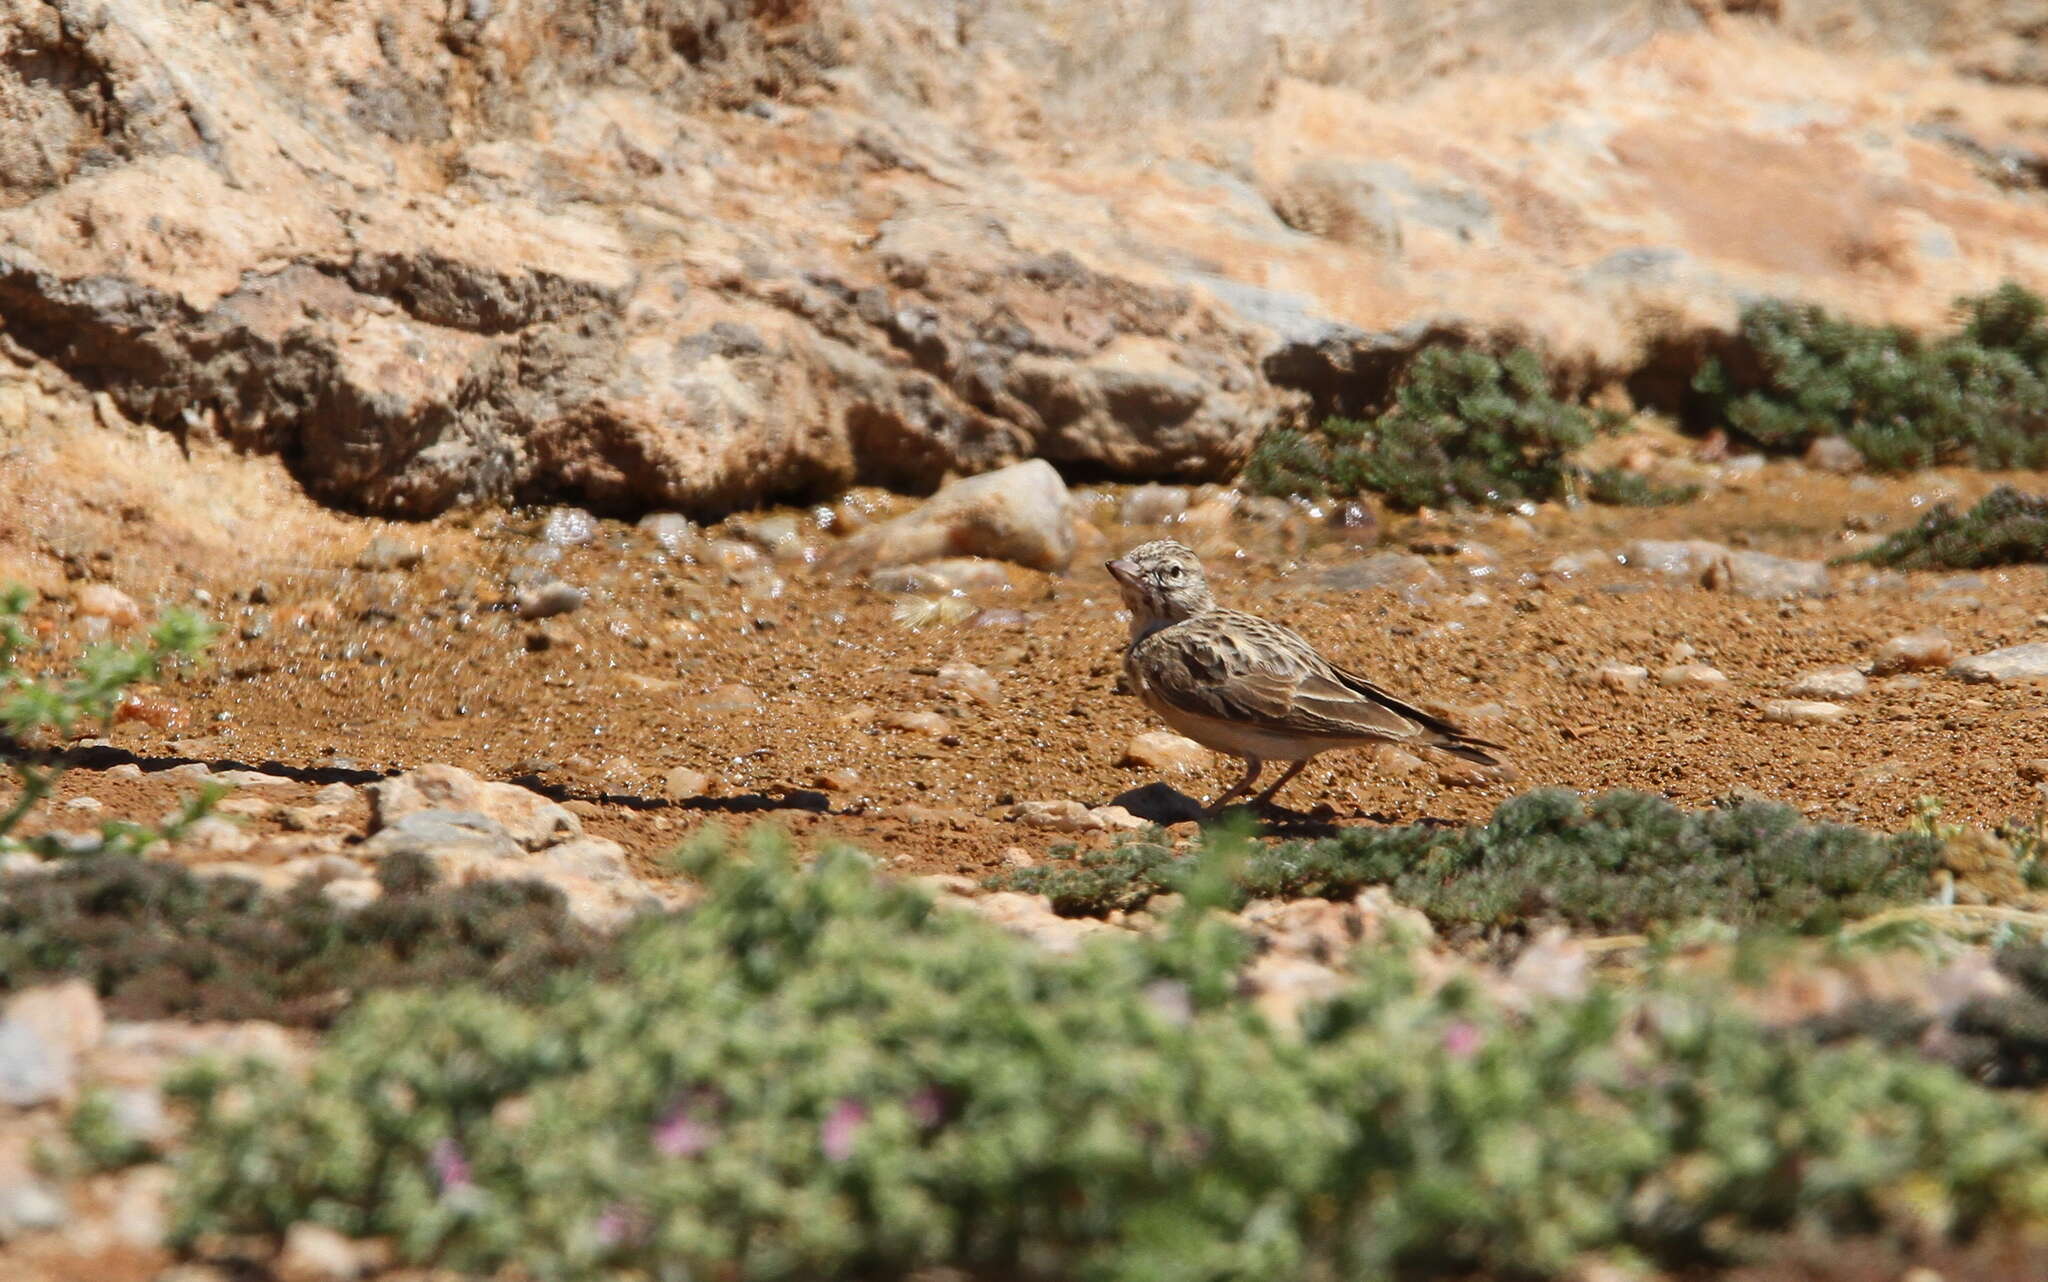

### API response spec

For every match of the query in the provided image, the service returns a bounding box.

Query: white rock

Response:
[935,661,1000,705]
[1121,730,1210,773]
[1785,667,1867,700]
[1952,642,2048,684]
[73,583,142,625]
[1873,631,1954,674]
[1656,663,1728,688]
[278,1220,370,1281]
[827,461,1075,573]
[1594,662,1649,693]
[516,579,586,619]
[1009,799,1104,832]
[1762,699,1848,726]
[369,764,580,851]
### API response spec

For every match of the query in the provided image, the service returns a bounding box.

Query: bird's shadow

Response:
[1110,783,1445,839]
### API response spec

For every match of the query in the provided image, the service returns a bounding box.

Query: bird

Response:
[1105,539,1503,812]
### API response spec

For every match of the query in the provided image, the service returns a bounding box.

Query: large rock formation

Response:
[5,0,2048,516]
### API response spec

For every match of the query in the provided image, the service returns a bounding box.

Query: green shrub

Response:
[1244,346,1623,510]
[169,831,2048,1280]
[1,584,218,857]
[0,852,613,1025]
[992,790,1943,934]
[1844,486,2048,570]
[1694,284,2048,470]
[1583,466,1702,508]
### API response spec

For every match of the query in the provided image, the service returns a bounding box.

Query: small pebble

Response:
[1786,667,1867,700]
[542,507,599,546]
[354,535,424,571]
[1656,663,1727,688]
[690,683,763,715]
[2017,760,2048,783]
[1872,631,1953,675]
[935,662,1000,705]
[1121,731,1210,773]
[1594,663,1649,693]
[1762,699,1847,726]
[663,767,712,799]
[73,583,142,625]
[312,782,357,806]
[62,796,102,812]
[517,579,586,620]
[881,710,950,736]
[813,768,860,791]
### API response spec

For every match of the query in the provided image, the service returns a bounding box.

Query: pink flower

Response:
[429,1137,472,1193]
[1442,1020,1485,1059]
[653,1106,718,1158]
[595,1202,644,1247]
[821,1098,868,1161]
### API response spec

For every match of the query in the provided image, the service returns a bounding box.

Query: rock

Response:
[934,662,1000,705]
[1315,553,1441,593]
[539,836,633,882]
[1000,846,1035,868]
[1803,435,1865,473]
[1121,730,1210,774]
[177,815,255,857]
[541,507,599,546]
[1952,642,2048,684]
[828,462,1076,574]
[1090,805,1149,832]
[358,809,525,865]
[321,878,382,911]
[967,891,1115,955]
[516,579,587,619]
[73,583,142,625]
[813,767,860,791]
[278,1221,369,1282]
[1594,662,1649,692]
[0,1180,67,1237]
[1785,667,1867,700]
[880,710,950,735]
[867,559,1015,593]
[663,767,712,799]
[1700,549,1831,600]
[639,513,701,557]
[370,764,580,850]
[312,782,358,806]
[1657,663,1728,688]
[354,535,424,571]
[688,683,765,715]
[1118,484,1193,524]
[214,769,296,787]
[0,981,101,1108]
[1623,539,1727,577]
[109,1163,173,1247]
[1873,631,1955,674]
[1009,799,1104,832]
[1546,550,1612,579]
[2020,760,2048,783]
[63,795,103,811]
[1762,699,1848,726]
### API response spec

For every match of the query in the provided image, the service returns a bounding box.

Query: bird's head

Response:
[1105,539,1215,631]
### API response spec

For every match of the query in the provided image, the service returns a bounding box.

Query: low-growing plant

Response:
[1694,284,2048,470]
[1844,485,2048,570]
[0,852,613,1025]
[992,789,1943,934]
[1,584,218,857]
[169,829,2048,1280]
[1244,345,1625,510]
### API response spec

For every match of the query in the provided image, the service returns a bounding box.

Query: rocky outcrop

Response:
[6,0,2048,515]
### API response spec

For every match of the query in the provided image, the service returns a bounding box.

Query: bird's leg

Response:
[1209,756,1262,811]
[1251,759,1308,809]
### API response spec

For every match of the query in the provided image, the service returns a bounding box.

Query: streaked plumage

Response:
[1106,539,1502,810]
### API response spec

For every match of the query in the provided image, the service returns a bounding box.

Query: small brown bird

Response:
[1106,539,1502,811]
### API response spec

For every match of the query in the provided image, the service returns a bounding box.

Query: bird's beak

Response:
[1105,558,1136,586]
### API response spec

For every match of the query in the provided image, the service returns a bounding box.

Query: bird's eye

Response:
[1165,564,1183,579]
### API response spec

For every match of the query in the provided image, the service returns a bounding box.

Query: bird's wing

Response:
[1140,611,1463,745]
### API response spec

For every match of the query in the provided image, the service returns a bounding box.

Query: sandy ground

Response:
[5,424,2047,883]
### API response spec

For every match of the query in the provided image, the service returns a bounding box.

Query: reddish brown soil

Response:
[5,428,2047,882]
